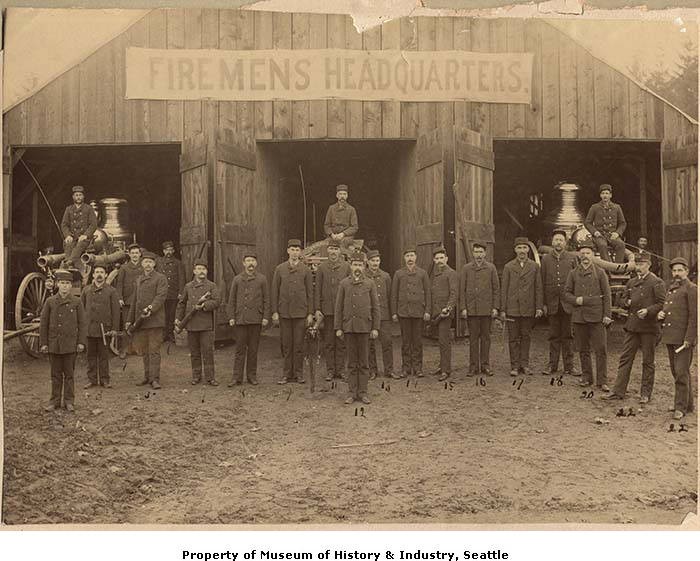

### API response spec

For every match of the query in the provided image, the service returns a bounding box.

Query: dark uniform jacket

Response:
[115,261,142,304]
[40,294,87,354]
[563,264,612,323]
[176,278,221,331]
[334,275,381,333]
[324,202,358,237]
[391,267,431,318]
[541,250,578,313]
[271,260,313,319]
[584,201,627,237]
[660,278,697,346]
[501,258,543,317]
[314,259,351,316]
[60,203,97,239]
[622,272,666,333]
[227,272,270,325]
[430,265,458,317]
[127,271,168,329]
[156,256,186,300]
[366,268,392,321]
[81,282,120,338]
[459,260,500,316]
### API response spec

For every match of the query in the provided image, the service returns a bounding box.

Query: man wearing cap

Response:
[227,251,269,386]
[81,264,120,389]
[500,237,544,376]
[367,249,394,379]
[564,241,613,391]
[584,184,627,263]
[634,237,659,275]
[335,252,380,404]
[657,257,696,420]
[157,241,186,343]
[115,244,143,332]
[430,246,458,382]
[540,229,578,377]
[126,251,168,389]
[603,253,666,403]
[324,184,358,249]
[60,185,98,269]
[39,270,87,412]
[176,258,221,386]
[314,240,351,381]
[459,242,500,376]
[272,239,314,384]
[391,248,431,378]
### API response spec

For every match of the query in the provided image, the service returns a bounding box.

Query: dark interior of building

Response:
[492,139,662,270]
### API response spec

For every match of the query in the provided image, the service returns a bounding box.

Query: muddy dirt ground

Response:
[2,323,697,525]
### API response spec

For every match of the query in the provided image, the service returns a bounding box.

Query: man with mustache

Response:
[227,251,270,386]
[564,240,613,392]
[584,183,627,263]
[430,246,458,382]
[157,240,186,343]
[366,249,394,380]
[60,185,97,269]
[324,184,358,250]
[115,243,143,335]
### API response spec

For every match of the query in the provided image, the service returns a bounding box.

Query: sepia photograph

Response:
[0,1,698,528]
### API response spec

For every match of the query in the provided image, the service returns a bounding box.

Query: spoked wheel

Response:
[15,272,49,358]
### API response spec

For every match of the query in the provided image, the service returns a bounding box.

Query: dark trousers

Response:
[133,327,163,383]
[593,234,625,263]
[507,316,534,370]
[547,308,574,373]
[467,316,492,373]
[86,336,110,385]
[613,331,657,398]
[436,317,452,373]
[280,317,305,381]
[233,324,261,383]
[188,329,215,382]
[164,299,178,342]
[346,332,370,398]
[63,237,90,268]
[369,319,394,376]
[573,322,608,385]
[667,344,695,414]
[322,315,346,378]
[49,353,76,406]
[399,317,423,375]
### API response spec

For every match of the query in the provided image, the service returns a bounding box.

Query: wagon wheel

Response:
[527,241,542,267]
[15,272,48,358]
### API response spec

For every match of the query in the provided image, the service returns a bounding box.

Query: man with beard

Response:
[540,229,578,377]
[391,248,431,379]
[324,184,358,250]
[430,246,458,382]
[227,251,270,386]
[366,249,394,379]
[564,240,613,392]
[81,264,120,389]
[500,237,543,376]
[272,239,314,384]
[60,185,98,268]
[584,183,627,263]
[657,257,696,420]
[315,240,351,381]
[157,240,186,342]
[335,253,380,404]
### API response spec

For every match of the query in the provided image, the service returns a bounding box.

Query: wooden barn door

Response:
[179,132,209,276]
[662,133,698,280]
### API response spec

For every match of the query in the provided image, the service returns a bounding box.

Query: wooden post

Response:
[639,157,647,237]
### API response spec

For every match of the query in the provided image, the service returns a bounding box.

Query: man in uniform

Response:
[459,242,500,377]
[176,258,221,386]
[314,240,350,381]
[430,246,458,382]
[324,184,358,250]
[564,240,613,391]
[227,251,269,386]
[60,185,98,269]
[115,243,143,330]
[39,270,86,412]
[391,248,431,379]
[500,237,544,376]
[157,240,186,343]
[271,239,314,384]
[657,257,696,420]
[540,229,578,377]
[604,253,666,403]
[584,183,627,263]
[335,252,380,404]
[366,249,394,379]
[81,264,120,389]
[634,236,659,275]
[126,251,168,389]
